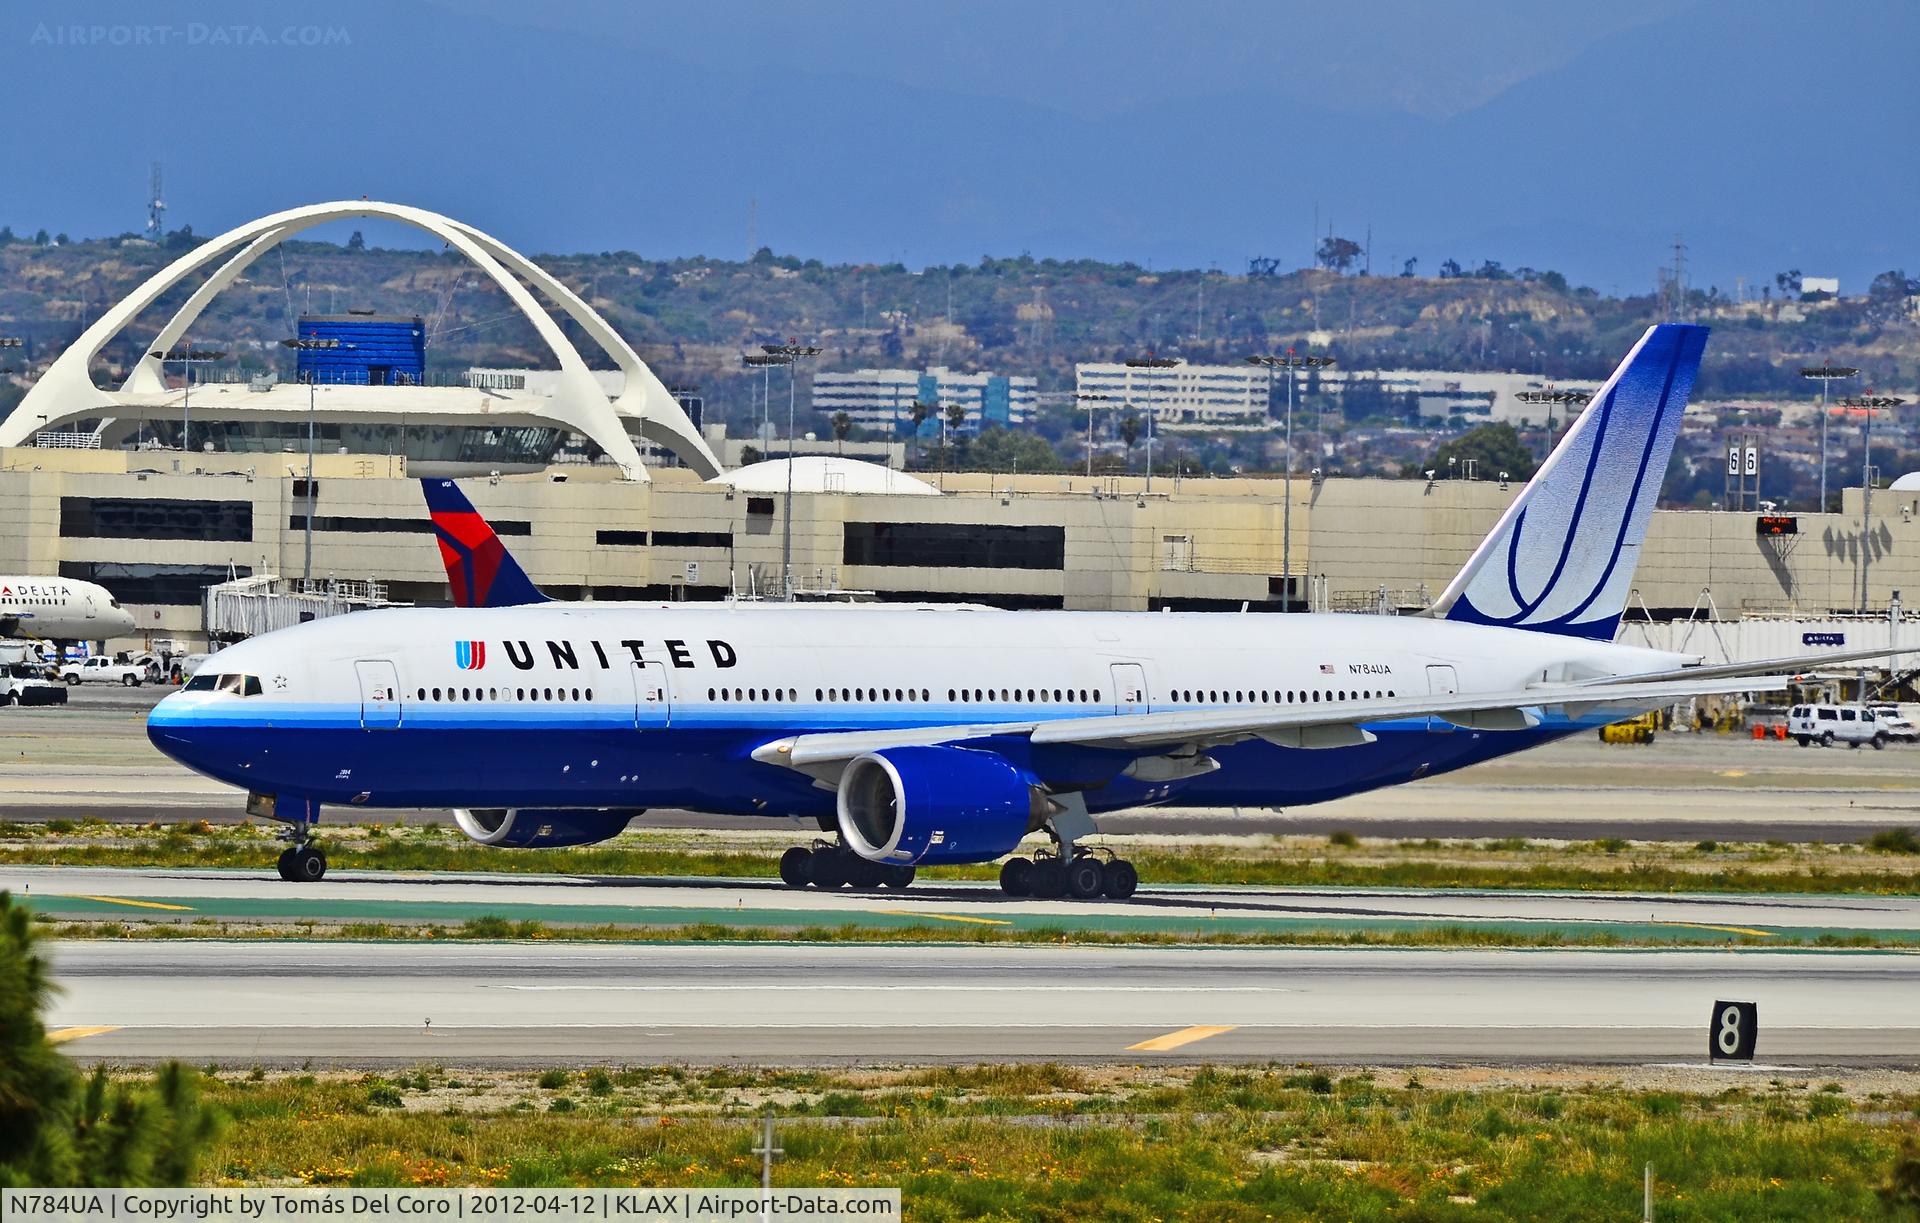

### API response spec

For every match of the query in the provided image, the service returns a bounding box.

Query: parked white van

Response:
[1787,704,1890,748]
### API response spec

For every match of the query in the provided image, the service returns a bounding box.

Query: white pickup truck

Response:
[1,663,66,706]
[59,656,148,686]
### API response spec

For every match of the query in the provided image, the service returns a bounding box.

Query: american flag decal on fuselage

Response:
[455,640,487,670]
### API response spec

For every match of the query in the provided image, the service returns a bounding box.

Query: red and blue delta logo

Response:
[454,640,488,670]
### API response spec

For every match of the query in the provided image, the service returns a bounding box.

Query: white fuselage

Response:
[0,576,136,642]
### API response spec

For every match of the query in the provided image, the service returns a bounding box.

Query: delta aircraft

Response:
[147,324,1886,894]
[0,577,135,645]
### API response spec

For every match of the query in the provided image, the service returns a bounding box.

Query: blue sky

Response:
[1,0,1912,292]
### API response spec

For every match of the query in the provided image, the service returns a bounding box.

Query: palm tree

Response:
[908,399,933,466]
[831,411,852,456]
[1118,410,1142,470]
[942,403,967,473]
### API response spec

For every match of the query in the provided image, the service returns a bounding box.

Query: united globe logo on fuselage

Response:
[454,640,487,670]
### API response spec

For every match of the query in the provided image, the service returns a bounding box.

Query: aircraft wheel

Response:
[1102,859,1139,900]
[1065,856,1106,899]
[1028,858,1067,899]
[881,864,916,889]
[779,846,814,889]
[846,857,886,890]
[275,848,296,881]
[999,857,1031,897]
[283,847,326,883]
[810,850,848,890]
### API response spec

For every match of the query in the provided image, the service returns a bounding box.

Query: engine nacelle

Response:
[837,746,1045,866]
[451,807,640,848]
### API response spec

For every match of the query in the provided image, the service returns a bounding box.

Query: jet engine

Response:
[451,807,641,848]
[836,746,1047,866]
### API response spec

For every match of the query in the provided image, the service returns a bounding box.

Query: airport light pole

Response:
[1124,356,1179,493]
[1801,364,1859,511]
[1841,394,1904,613]
[743,352,786,452]
[281,337,343,582]
[1075,393,1118,477]
[762,342,821,600]
[1514,389,1591,447]
[1246,351,1336,612]
[148,342,226,454]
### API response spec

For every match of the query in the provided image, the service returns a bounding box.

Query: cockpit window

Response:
[188,673,262,696]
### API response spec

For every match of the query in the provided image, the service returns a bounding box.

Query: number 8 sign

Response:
[1710,1000,1758,1061]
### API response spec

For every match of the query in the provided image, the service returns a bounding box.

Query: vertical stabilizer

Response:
[419,479,549,608]
[1432,323,1709,640]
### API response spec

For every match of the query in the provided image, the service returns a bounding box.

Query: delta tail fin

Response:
[1432,322,1709,641]
[420,478,550,609]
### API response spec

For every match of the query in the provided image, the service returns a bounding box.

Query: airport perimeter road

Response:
[42,941,1920,1068]
[11,864,1920,943]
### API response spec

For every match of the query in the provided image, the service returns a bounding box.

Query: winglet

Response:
[420,479,549,608]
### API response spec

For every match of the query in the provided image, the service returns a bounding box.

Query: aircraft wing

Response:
[753,673,1791,774]
[1588,646,1914,687]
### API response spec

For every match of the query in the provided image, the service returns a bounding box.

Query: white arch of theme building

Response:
[0,201,721,480]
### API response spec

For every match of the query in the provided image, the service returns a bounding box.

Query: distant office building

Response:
[1075,362,1269,429]
[1800,276,1840,297]
[296,314,425,386]
[1318,370,1602,425]
[812,367,1036,437]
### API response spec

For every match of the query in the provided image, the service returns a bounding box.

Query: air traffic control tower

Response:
[294,314,425,386]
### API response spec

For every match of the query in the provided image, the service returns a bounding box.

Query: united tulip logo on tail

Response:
[455,640,487,670]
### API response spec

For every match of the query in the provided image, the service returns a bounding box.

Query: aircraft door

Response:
[1110,662,1149,714]
[1425,664,1458,732]
[355,660,403,729]
[633,660,671,729]
[83,593,97,621]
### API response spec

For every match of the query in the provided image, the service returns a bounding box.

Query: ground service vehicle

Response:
[1788,704,1889,748]
[60,656,147,686]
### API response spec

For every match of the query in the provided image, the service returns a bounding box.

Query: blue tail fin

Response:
[419,479,549,608]
[1435,323,1708,641]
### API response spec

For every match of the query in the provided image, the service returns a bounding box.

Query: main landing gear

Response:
[998,849,1137,900]
[998,797,1138,899]
[779,841,915,891]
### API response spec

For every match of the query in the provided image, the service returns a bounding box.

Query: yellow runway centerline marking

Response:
[873,909,1013,926]
[49,1026,122,1045]
[1653,921,1776,937]
[1128,1024,1239,1052]
[65,894,194,911]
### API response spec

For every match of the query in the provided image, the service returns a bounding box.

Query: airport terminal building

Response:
[2,444,1910,652]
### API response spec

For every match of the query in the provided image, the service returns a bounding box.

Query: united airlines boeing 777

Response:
[147,325,1868,894]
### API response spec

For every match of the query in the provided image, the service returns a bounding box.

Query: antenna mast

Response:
[146,162,166,239]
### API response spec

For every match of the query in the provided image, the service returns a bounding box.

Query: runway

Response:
[41,940,1920,1067]
[10,864,1920,943]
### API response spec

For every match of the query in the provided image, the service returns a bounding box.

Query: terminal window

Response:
[58,561,252,606]
[61,497,252,542]
[291,514,531,536]
[843,522,1065,570]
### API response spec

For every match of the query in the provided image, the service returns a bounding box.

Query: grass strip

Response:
[33,915,1920,951]
[6,818,1919,896]
[170,1064,1920,1216]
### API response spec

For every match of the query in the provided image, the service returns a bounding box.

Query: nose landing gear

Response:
[276,844,328,882]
